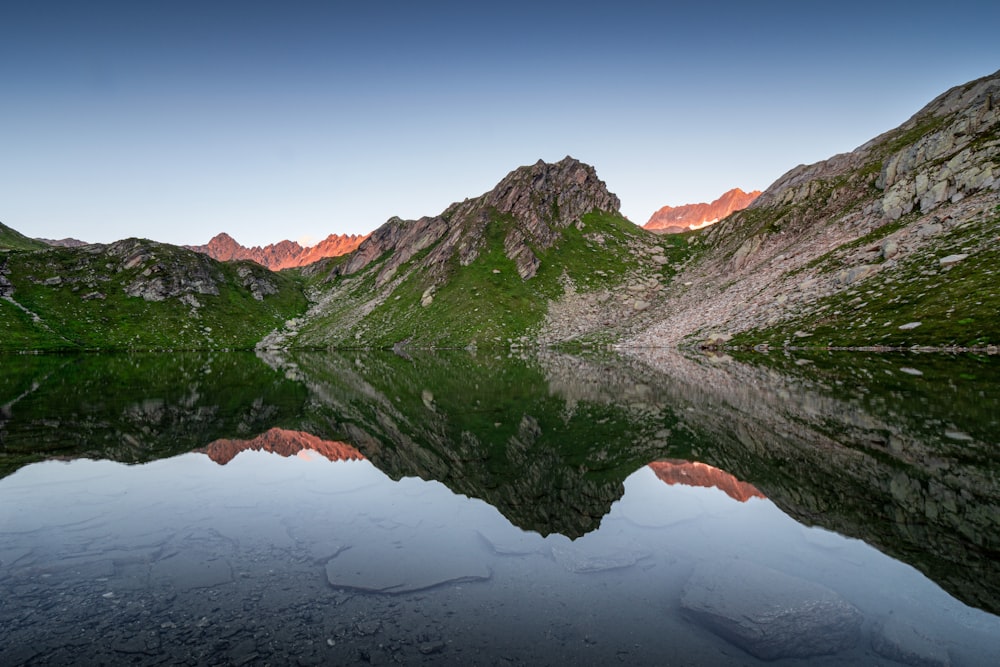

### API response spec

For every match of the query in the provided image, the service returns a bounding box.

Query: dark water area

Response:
[1,349,998,665]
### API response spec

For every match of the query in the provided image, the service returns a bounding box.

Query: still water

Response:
[1,349,998,665]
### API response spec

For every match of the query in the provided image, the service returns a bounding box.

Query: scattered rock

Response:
[900,367,924,376]
[420,287,434,308]
[881,239,899,259]
[898,322,922,330]
[418,641,447,655]
[680,560,862,660]
[632,300,650,312]
[939,253,968,267]
[835,264,879,285]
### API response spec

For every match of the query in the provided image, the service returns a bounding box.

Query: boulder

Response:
[680,560,862,660]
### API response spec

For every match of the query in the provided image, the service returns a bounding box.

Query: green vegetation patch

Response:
[310,209,673,348]
[0,222,48,252]
[1,243,308,351]
[733,210,1000,348]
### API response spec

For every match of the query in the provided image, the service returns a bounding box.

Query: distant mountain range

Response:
[644,187,761,233]
[185,232,367,271]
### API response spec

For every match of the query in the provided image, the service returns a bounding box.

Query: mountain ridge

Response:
[185,232,367,271]
[644,187,761,234]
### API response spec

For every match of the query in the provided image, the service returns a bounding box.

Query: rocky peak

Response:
[186,232,367,271]
[644,188,761,233]
[333,156,621,283]
[482,157,621,244]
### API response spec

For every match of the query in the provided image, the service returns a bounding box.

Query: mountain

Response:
[2,70,998,352]
[0,237,307,351]
[267,156,695,349]
[644,188,761,234]
[622,68,1000,350]
[186,232,367,271]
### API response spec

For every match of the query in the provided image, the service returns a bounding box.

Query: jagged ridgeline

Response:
[276,157,690,349]
[0,236,307,351]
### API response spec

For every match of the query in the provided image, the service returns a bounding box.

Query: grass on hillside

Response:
[317,209,677,348]
[731,207,1000,348]
[0,223,48,252]
[1,245,308,351]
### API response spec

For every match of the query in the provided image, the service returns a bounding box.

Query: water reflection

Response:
[2,449,998,666]
[1,348,999,665]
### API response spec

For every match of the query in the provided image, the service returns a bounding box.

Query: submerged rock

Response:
[680,559,862,660]
[871,616,951,667]
[325,532,491,594]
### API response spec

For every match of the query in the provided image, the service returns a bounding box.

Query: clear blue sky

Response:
[2,1,998,247]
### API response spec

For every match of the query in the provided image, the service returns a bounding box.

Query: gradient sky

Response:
[3,1,999,248]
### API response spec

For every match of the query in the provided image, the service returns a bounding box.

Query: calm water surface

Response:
[1,350,998,666]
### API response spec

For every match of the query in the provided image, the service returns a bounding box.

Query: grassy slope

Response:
[1,243,308,351]
[730,204,1000,349]
[710,93,1000,349]
[0,223,48,252]
[299,210,686,348]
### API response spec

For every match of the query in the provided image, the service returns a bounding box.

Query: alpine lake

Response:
[1,347,998,666]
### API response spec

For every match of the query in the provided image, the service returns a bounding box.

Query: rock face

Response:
[681,560,863,660]
[644,188,760,233]
[186,232,367,271]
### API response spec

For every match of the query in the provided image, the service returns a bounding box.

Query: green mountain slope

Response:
[0,222,48,252]
[1,237,307,351]
[269,157,695,349]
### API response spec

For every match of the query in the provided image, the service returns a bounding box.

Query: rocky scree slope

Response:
[627,69,1000,350]
[0,238,307,351]
[266,157,690,349]
[186,232,367,271]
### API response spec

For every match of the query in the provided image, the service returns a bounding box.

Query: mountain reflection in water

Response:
[1,349,998,665]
